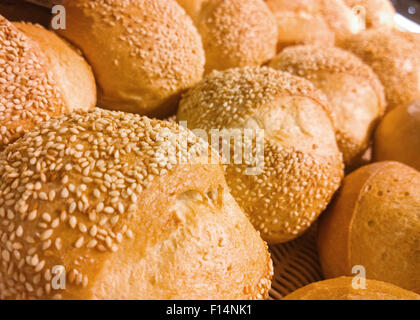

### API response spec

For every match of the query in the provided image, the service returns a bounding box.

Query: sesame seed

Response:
[74,236,84,248]
[16,226,23,237]
[61,187,69,199]
[104,207,114,214]
[40,229,53,241]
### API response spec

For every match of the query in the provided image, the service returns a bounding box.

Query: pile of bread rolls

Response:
[0,0,419,300]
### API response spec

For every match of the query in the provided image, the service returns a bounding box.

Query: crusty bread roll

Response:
[191,0,278,73]
[14,22,97,113]
[318,161,420,291]
[283,277,420,300]
[373,100,420,172]
[266,0,363,51]
[340,29,420,111]
[0,108,273,300]
[57,0,205,118]
[177,67,344,244]
[0,15,65,150]
[270,45,386,167]
[343,0,395,29]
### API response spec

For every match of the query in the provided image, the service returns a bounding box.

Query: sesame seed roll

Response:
[340,29,420,111]
[185,0,278,73]
[177,67,344,244]
[0,108,272,299]
[13,22,97,113]
[270,45,386,168]
[56,0,205,118]
[0,15,66,150]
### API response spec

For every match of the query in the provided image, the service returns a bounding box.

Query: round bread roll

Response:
[0,15,65,150]
[318,161,420,290]
[373,100,420,171]
[193,0,278,72]
[270,45,386,167]
[283,277,420,300]
[56,0,205,118]
[177,67,344,244]
[14,22,97,113]
[340,29,420,111]
[266,0,363,51]
[343,0,395,29]
[0,108,273,300]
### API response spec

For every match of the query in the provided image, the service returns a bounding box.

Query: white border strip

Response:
[395,13,420,33]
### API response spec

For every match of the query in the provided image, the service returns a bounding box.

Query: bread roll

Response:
[270,45,386,167]
[192,0,277,73]
[283,277,420,300]
[14,22,97,113]
[266,0,363,51]
[0,15,65,150]
[318,161,420,290]
[373,100,420,171]
[57,0,205,118]
[343,0,395,29]
[177,67,344,243]
[340,29,420,110]
[0,108,273,300]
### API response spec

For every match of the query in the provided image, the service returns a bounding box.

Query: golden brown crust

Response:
[318,162,385,278]
[343,0,395,29]
[0,108,272,300]
[340,29,420,110]
[270,45,386,167]
[373,99,420,172]
[318,161,420,290]
[283,277,420,300]
[196,0,277,73]
[266,0,363,51]
[0,15,65,150]
[178,67,344,243]
[57,0,205,118]
[266,0,334,51]
[14,22,97,113]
